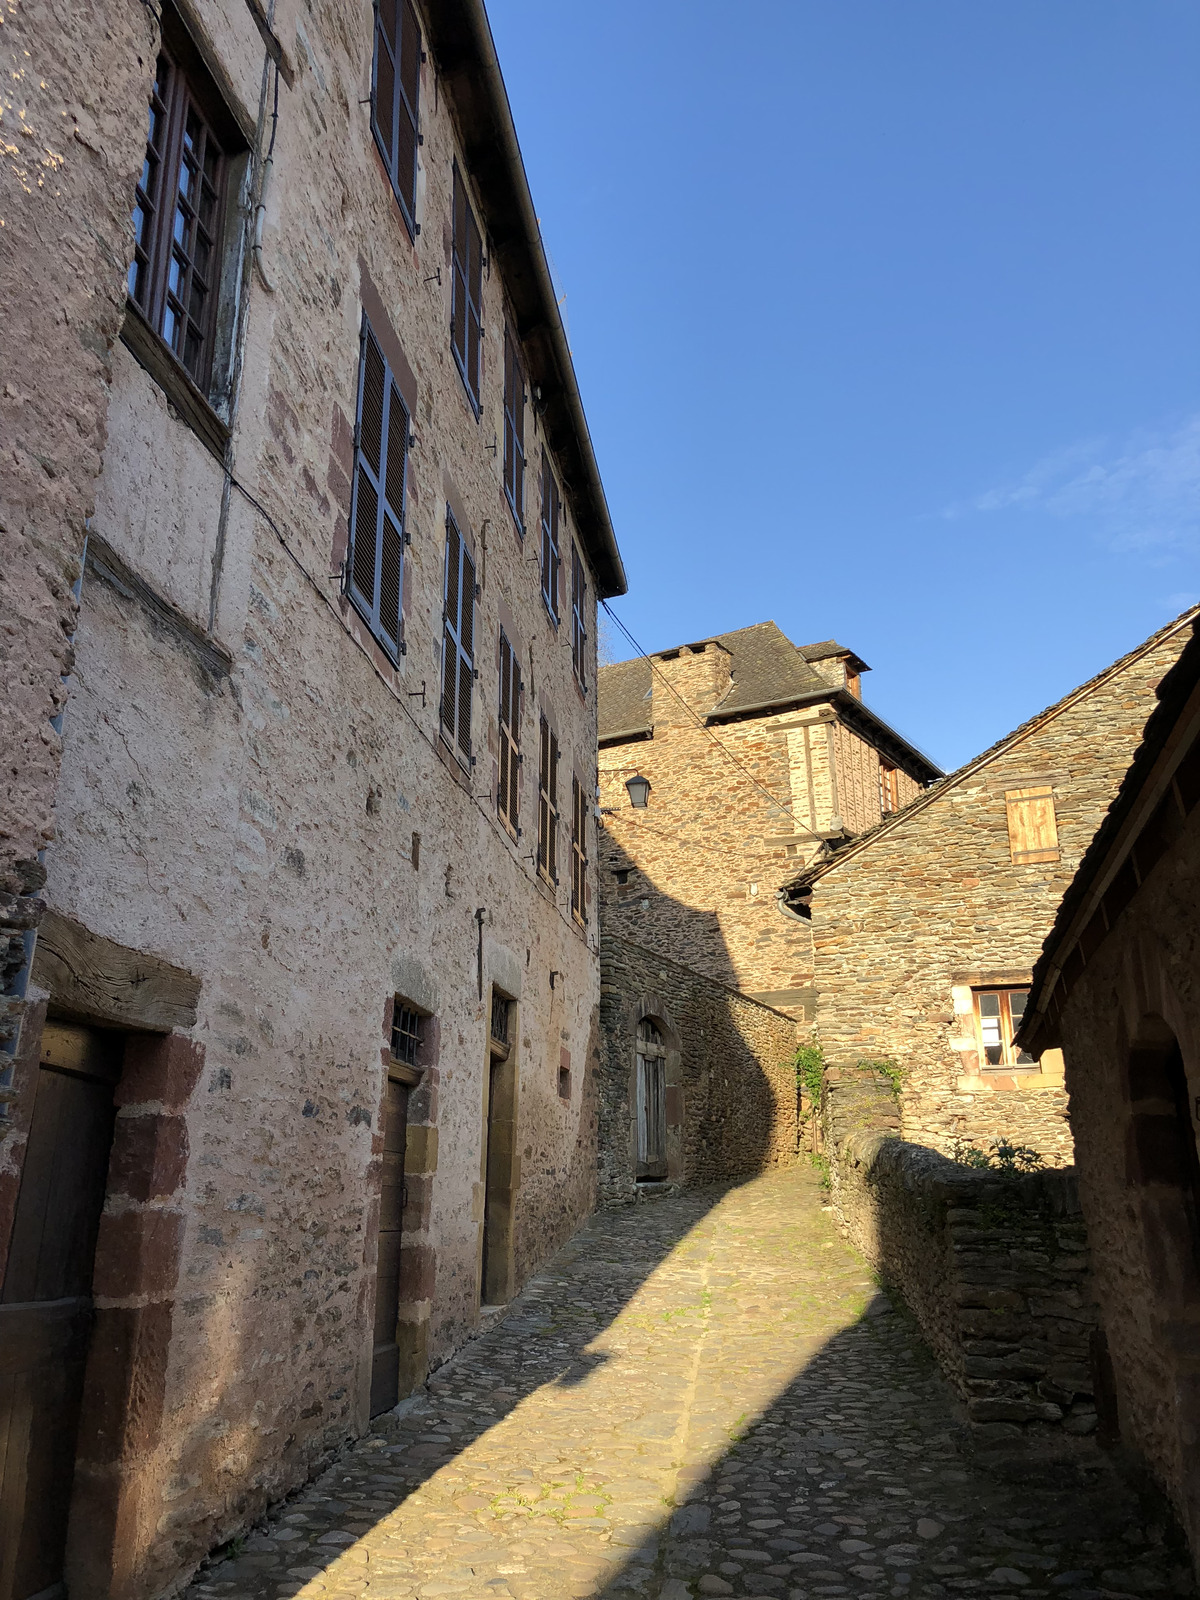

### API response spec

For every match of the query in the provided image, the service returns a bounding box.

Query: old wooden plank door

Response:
[0,1022,121,1600]
[635,1018,667,1181]
[370,1070,410,1417]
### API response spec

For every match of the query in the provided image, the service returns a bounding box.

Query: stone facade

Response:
[0,2,625,1596]
[823,1066,1099,1439]
[597,933,799,1203]
[597,625,936,1021]
[1021,620,1200,1572]
[783,613,1198,1164]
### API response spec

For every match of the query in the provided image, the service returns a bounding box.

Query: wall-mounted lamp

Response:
[625,773,651,809]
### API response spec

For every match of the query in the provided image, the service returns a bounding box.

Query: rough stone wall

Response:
[2,1,612,1595]
[823,1067,1099,1439]
[598,651,906,1018]
[597,933,798,1203]
[0,0,155,1061]
[1054,803,1200,1563]
[809,626,1193,1162]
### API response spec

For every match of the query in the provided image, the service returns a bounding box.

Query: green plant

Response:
[809,1151,831,1191]
[951,1136,1045,1173]
[795,1042,826,1111]
[856,1055,904,1098]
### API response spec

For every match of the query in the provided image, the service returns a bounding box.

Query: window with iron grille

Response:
[537,716,559,885]
[451,164,483,414]
[540,458,561,624]
[391,1002,423,1066]
[440,513,475,762]
[348,318,409,661]
[371,0,421,237]
[503,327,525,531]
[128,28,232,392]
[490,991,510,1049]
[571,544,588,691]
[570,774,588,924]
[498,629,522,836]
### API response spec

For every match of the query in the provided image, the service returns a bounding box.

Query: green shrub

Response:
[951,1137,1045,1173]
[794,1041,826,1111]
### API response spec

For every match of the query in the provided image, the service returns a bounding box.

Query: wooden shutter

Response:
[503,329,525,525]
[570,774,587,921]
[548,729,559,883]
[537,716,558,881]
[571,544,587,687]
[349,320,407,659]
[440,515,474,760]
[498,630,521,833]
[372,0,420,232]
[451,165,483,410]
[1005,787,1059,864]
[540,459,560,620]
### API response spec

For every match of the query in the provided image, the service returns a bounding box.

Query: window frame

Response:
[879,762,900,815]
[371,0,422,239]
[570,544,588,692]
[537,716,559,885]
[390,1001,425,1068]
[497,628,522,837]
[540,457,562,625]
[570,772,588,924]
[503,326,526,532]
[439,511,476,765]
[127,19,240,400]
[347,317,410,663]
[451,163,484,416]
[973,987,1037,1072]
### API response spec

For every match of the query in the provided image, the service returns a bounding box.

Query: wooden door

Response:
[636,1020,667,1181]
[0,1022,121,1600]
[370,1072,410,1417]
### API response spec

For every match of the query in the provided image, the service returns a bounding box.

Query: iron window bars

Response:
[391,1003,423,1066]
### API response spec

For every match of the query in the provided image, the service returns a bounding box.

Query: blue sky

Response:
[488,1,1200,773]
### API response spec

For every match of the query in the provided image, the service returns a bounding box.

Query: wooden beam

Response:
[31,911,200,1034]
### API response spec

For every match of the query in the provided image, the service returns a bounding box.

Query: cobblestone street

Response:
[187,1169,1194,1600]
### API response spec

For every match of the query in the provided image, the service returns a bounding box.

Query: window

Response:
[537,716,559,884]
[974,989,1036,1070]
[503,328,526,530]
[540,457,561,623]
[391,1002,424,1066]
[371,0,421,236]
[636,1017,667,1180]
[880,763,900,815]
[1005,786,1060,865]
[570,774,589,924]
[490,992,511,1054]
[128,29,234,392]
[348,318,409,660]
[571,544,588,690]
[498,629,522,835]
[451,164,483,413]
[440,514,476,761]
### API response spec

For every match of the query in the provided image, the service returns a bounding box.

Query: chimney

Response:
[650,641,733,728]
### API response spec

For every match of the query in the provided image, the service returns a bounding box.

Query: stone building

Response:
[597,622,939,1019]
[780,609,1199,1165]
[0,1,624,1596]
[1019,620,1200,1568]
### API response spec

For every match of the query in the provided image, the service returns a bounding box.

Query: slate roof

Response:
[798,639,871,673]
[597,621,940,782]
[780,604,1200,904]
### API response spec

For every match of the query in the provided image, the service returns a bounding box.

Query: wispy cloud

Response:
[943,414,1200,551]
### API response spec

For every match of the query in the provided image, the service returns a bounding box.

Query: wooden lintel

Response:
[31,910,201,1034]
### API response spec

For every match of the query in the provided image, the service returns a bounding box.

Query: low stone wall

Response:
[598,934,799,1203]
[824,1067,1098,1437]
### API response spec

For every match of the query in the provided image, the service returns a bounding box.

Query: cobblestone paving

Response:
[186,1168,1194,1600]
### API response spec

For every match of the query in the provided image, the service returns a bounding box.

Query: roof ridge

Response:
[783,603,1200,893]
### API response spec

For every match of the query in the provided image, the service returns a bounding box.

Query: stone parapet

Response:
[824,1067,1098,1438]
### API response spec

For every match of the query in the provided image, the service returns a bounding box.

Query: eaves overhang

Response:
[705,688,941,786]
[424,0,627,598]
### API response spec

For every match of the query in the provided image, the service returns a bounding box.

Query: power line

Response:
[599,600,824,843]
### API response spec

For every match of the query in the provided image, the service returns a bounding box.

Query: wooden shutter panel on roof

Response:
[1005,787,1060,865]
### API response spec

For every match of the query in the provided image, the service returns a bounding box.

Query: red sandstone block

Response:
[108,1113,188,1201]
[116,1033,204,1111]
[93,1207,184,1299]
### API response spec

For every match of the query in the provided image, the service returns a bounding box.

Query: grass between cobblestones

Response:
[184,1167,1195,1600]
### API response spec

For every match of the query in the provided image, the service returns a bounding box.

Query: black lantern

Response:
[625,773,651,808]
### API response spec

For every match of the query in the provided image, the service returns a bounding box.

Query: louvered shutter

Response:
[503,331,525,525]
[451,170,467,377]
[441,518,460,743]
[349,321,407,660]
[394,0,420,221]
[498,631,521,832]
[372,0,397,170]
[457,547,475,758]
[537,717,550,875]
[372,0,420,232]
[548,730,559,883]
[540,460,560,621]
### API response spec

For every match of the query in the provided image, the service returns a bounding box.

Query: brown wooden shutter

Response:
[373,0,397,168]
[457,548,475,758]
[441,519,461,742]
[1005,787,1060,864]
[451,169,467,375]
[548,730,559,883]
